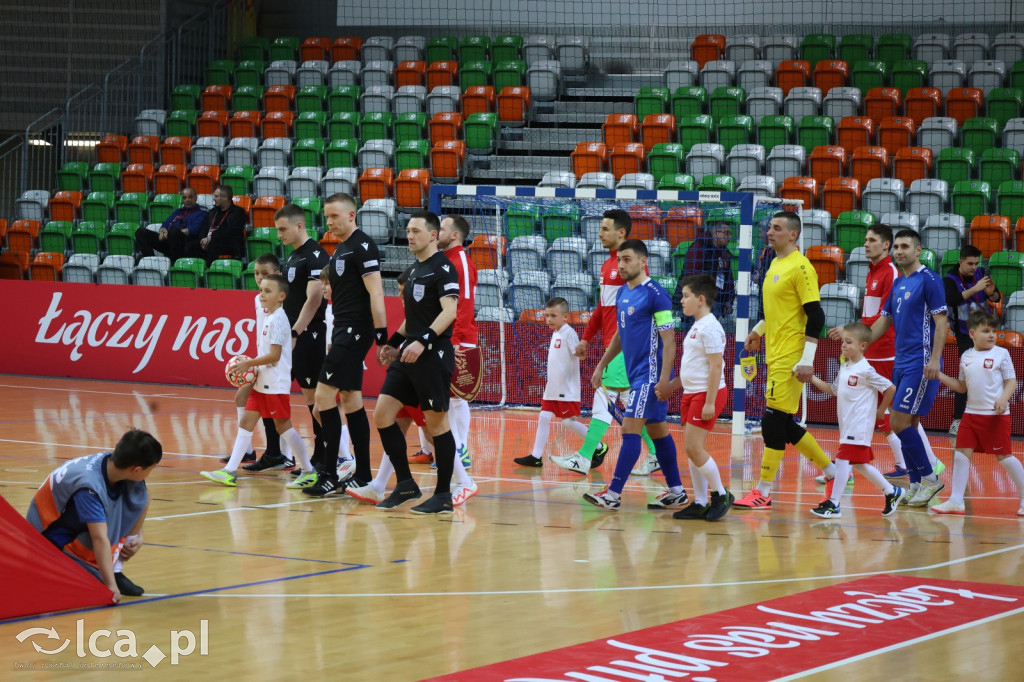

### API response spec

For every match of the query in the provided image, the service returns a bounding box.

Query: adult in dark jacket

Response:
[672,221,736,323]
[134,187,207,262]
[186,184,247,263]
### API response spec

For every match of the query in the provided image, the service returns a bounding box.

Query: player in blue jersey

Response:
[868,228,948,507]
[582,240,688,511]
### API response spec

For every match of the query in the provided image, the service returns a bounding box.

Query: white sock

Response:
[418,427,432,454]
[670,485,684,495]
[756,480,773,496]
[697,458,726,496]
[886,432,906,468]
[236,406,245,425]
[224,428,254,472]
[339,424,351,459]
[563,418,589,439]
[690,462,709,504]
[281,436,291,461]
[998,456,1024,504]
[604,489,621,500]
[372,455,394,493]
[830,459,852,505]
[453,448,473,487]
[951,450,971,504]
[531,411,554,458]
[822,462,836,479]
[854,463,894,496]
[280,428,312,472]
[918,423,938,467]
[449,397,471,451]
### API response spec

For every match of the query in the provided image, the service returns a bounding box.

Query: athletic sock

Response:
[793,432,832,469]
[690,463,709,505]
[345,408,372,482]
[433,430,456,495]
[449,398,470,452]
[855,463,894,496]
[652,434,682,489]
[418,427,432,454]
[452,445,473,487]
[830,459,852,505]
[319,407,342,479]
[378,422,412,482]
[609,433,643,494]
[373,455,394,493]
[531,410,554,459]
[224,428,254,472]
[757,447,785,495]
[896,426,932,483]
[998,456,1024,504]
[563,418,588,439]
[886,432,906,468]
[339,423,351,460]
[577,416,611,460]
[306,404,324,469]
[950,450,971,504]
[918,423,938,467]
[280,428,312,472]
[697,458,726,496]
[262,417,282,457]
[236,406,245,424]
[640,426,656,456]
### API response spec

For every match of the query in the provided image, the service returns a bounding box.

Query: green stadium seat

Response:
[492,35,524,63]
[238,37,270,62]
[82,191,114,222]
[656,173,695,191]
[709,86,745,118]
[851,61,890,91]
[106,223,137,257]
[241,261,260,291]
[361,112,393,142]
[677,114,713,153]
[493,60,526,93]
[940,248,961,275]
[465,112,498,152]
[206,258,243,289]
[920,248,938,272]
[797,115,834,153]
[671,86,707,118]
[460,61,492,91]
[998,180,1024,225]
[892,60,927,95]
[935,148,976,185]
[698,174,737,192]
[165,110,197,137]
[221,166,255,196]
[987,88,1024,128]
[232,85,263,112]
[325,139,359,168]
[838,34,874,65]
[292,197,323,228]
[247,228,280,260]
[171,84,202,110]
[88,163,121,192]
[647,143,686,181]
[672,240,695,275]
[234,60,265,87]
[876,33,912,68]
[396,139,431,172]
[395,112,428,145]
[962,118,1000,156]
[833,210,877,255]
[205,59,235,86]
[800,34,836,66]
[269,36,301,62]
[296,85,328,113]
[328,112,361,141]
[505,202,541,239]
[635,86,670,120]
[542,203,582,242]
[979,149,1020,187]
[988,251,1024,297]
[114,193,148,224]
[716,115,753,152]
[427,35,458,63]
[169,257,207,287]
[1011,62,1024,90]
[757,115,795,152]
[40,221,73,253]
[329,85,361,114]
[57,162,89,191]
[293,139,326,167]
[71,221,106,255]
[460,35,491,62]
[951,180,992,222]
[295,111,328,140]
[149,193,182,223]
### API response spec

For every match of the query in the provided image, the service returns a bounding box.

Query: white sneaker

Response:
[631,454,661,476]
[337,457,356,482]
[646,489,689,509]
[452,480,479,506]
[908,478,945,507]
[286,470,318,489]
[900,482,920,506]
[930,499,966,515]
[346,482,384,504]
[552,453,591,475]
[948,419,960,435]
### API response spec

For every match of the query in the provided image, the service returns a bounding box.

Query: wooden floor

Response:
[1,374,1022,680]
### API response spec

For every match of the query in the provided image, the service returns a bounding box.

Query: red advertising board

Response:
[0,280,403,395]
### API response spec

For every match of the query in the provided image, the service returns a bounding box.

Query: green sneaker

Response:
[459,444,472,469]
[932,459,946,476]
[200,469,237,487]
[286,471,319,489]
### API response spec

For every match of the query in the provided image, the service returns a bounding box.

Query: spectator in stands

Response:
[944,244,1002,434]
[186,185,247,264]
[134,187,206,262]
[672,221,735,325]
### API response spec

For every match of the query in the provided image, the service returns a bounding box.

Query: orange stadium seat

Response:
[301,36,330,62]
[822,176,861,218]
[430,140,466,182]
[904,87,943,124]
[1014,217,1024,250]
[0,251,27,280]
[319,230,340,256]
[566,310,592,325]
[776,60,811,95]
[893,147,933,185]
[849,146,889,187]
[186,165,221,194]
[608,143,646,179]
[264,85,296,113]
[154,164,188,195]
[519,308,548,323]
[48,191,83,222]
[467,234,507,270]
[331,36,362,62]
[813,60,849,94]
[691,34,726,68]
[641,113,676,151]
[877,116,916,155]
[395,168,431,208]
[0,219,8,243]
[497,85,531,125]
[808,145,847,185]
[836,116,876,151]
[864,87,902,123]
[461,85,495,116]
[232,195,252,222]
[663,205,703,246]
[997,330,1023,348]
[27,252,64,281]
[946,88,984,125]
[201,84,233,111]
[97,134,128,164]
[807,244,845,285]
[429,111,463,144]
[159,136,192,165]
[228,111,262,138]
[197,110,229,138]
[395,60,427,88]
[252,196,286,229]
[628,204,662,241]
[121,163,154,193]
[427,61,458,90]
[570,141,608,177]
[127,135,160,165]
[358,167,395,201]
[262,111,294,138]
[7,219,40,253]
[602,113,639,147]
[780,176,819,208]
[969,215,1010,258]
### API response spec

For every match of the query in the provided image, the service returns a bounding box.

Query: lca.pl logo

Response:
[15,619,208,668]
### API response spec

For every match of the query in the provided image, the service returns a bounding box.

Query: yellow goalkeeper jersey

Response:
[762,249,820,368]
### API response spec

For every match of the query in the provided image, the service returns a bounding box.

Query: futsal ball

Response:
[225,355,257,388]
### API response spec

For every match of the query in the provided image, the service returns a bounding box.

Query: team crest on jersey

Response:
[904,291,911,300]
[611,269,618,279]
[554,338,561,348]
[413,283,425,301]
[985,359,994,369]
[773,275,779,283]
[871,281,878,290]
[689,331,697,338]
[335,259,345,276]
[848,376,859,386]
[627,306,635,315]
[287,267,296,282]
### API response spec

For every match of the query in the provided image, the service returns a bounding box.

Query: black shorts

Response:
[380,342,454,413]
[319,334,373,391]
[292,322,326,389]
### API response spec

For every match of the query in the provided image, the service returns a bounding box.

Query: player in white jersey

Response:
[201,274,315,487]
[931,310,1024,516]
[514,298,589,466]
[809,322,907,517]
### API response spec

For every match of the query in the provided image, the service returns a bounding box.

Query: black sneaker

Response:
[339,477,368,493]
[672,502,709,520]
[411,492,454,515]
[705,490,734,522]
[513,454,544,467]
[114,572,144,596]
[302,473,343,497]
[243,452,291,472]
[221,451,257,464]
[591,443,609,468]
[810,500,842,518]
[375,479,422,510]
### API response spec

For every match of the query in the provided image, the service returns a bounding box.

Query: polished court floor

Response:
[0,375,1022,680]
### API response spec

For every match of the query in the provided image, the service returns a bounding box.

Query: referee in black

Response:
[374,211,460,514]
[305,193,389,497]
[245,203,331,473]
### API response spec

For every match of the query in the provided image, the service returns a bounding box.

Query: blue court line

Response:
[144,542,365,566]
[0,563,371,626]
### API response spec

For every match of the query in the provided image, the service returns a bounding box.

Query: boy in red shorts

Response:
[931,310,1024,516]
[201,274,315,487]
[808,322,906,517]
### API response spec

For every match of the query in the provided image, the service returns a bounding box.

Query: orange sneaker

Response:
[409,450,433,464]
[732,489,772,510]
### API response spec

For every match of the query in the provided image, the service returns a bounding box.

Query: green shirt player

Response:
[551,209,659,476]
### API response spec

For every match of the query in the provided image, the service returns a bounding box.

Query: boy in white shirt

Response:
[809,322,906,517]
[657,275,732,520]
[516,298,590,467]
[201,274,316,487]
[931,310,1024,516]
